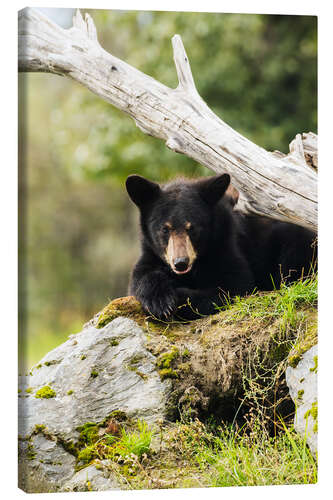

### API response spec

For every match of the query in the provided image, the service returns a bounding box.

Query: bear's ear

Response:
[198,174,231,206]
[224,184,239,208]
[126,175,161,208]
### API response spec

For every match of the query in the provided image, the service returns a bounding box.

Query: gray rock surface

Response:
[60,462,120,492]
[18,434,76,492]
[18,316,171,492]
[286,344,318,456]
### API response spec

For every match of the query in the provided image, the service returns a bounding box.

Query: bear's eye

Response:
[162,225,170,235]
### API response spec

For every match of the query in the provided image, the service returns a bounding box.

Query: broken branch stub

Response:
[18,8,317,231]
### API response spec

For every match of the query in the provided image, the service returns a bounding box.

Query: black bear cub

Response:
[126,174,317,320]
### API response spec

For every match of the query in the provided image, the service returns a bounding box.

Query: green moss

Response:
[34,424,46,433]
[288,311,317,368]
[26,440,36,460]
[90,370,99,378]
[73,413,140,469]
[44,360,58,367]
[178,362,191,373]
[304,401,318,433]
[77,422,99,447]
[145,319,179,339]
[36,364,42,369]
[128,365,148,380]
[127,355,148,380]
[25,387,33,394]
[309,355,318,373]
[107,410,128,422]
[268,337,293,364]
[61,439,78,457]
[297,389,304,403]
[77,445,97,464]
[288,354,302,369]
[159,368,179,380]
[110,338,120,346]
[96,296,144,328]
[35,385,56,399]
[129,355,144,366]
[67,390,74,395]
[156,347,179,370]
[80,354,87,361]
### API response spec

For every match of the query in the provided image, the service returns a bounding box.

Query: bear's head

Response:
[126,174,231,275]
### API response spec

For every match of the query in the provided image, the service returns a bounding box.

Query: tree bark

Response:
[18,8,317,231]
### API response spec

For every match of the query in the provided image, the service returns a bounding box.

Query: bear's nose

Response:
[174,257,190,272]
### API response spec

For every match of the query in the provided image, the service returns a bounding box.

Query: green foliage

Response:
[105,420,152,460]
[164,418,317,487]
[105,418,316,488]
[76,419,153,469]
[209,423,317,486]
[224,274,317,329]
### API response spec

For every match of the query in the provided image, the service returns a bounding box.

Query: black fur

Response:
[126,174,317,320]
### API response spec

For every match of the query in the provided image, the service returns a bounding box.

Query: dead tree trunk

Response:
[18,8,317,232]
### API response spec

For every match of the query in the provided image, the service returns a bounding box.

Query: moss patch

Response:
[110,338,120,346]
[156,347,179,369]
[34,424,46,433]
[96,296,144,328]
[44,360,59,367]
[304,401,318,433]
[310,355,318,373]
[296,389,304,403]
[287,311,317,368]
[96,296,188,339]
[77,445,97,464]
[77,422,99,447]
[35,385,56,399]
[26,440,36,460]
[159,368,179,380]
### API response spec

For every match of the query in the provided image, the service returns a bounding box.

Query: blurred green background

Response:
[18,8,317,368]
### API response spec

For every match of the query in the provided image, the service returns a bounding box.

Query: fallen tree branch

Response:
[18,8,317,231]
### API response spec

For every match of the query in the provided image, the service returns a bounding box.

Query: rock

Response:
[18,434,76,492]
[18,316,171,492]
[286,344,318,456]
[60,462,120,492]
[18,295,317,492]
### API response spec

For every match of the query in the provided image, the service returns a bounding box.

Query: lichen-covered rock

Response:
[18,434,76,492]
[18,316,171,492]
[286,344,318,457]
[18,292,317,492]
[60,462,120,492]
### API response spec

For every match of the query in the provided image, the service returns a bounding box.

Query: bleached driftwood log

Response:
[18,8,317,231]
